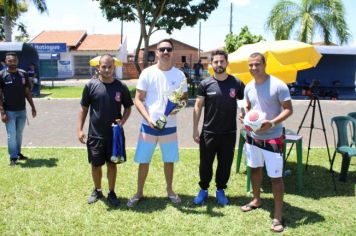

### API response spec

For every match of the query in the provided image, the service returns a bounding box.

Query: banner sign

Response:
[31,43,67,53]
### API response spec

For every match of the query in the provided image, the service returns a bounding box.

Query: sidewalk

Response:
[1,99,355,148]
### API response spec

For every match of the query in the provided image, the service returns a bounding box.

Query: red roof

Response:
[30,31,86,47]
[76,34,122,51]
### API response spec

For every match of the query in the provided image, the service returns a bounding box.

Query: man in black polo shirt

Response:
[0,52,37,166]
[193,50,245,206]
[77,54,133,206]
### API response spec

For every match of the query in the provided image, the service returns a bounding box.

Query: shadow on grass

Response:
[174,196,325,227]
[101,195,225,217]
[238,162,355,199]
[103,196,182,212]
[35,93,51,98]
[18,157,58,168]
[170,194,225,217]
[230,196,325,229]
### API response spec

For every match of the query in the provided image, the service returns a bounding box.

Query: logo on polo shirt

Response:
[229,88,236,98]
[115,92,121,102]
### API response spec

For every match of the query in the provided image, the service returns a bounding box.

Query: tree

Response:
[0,0,27,41]
[224,26,265,53]
[97,0,219,72]
[0,0,47,42]
[266,0,350,45]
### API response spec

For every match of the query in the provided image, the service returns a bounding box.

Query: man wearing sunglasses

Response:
[128,39,188,207]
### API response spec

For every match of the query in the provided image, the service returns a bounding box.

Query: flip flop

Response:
[168,194,181,203]
[240,203,262,212]
[271,219,284,233]
[127,196,142,207]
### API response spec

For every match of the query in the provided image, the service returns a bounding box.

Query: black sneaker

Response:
[9,159,17,166]
[18,153,28,160]
[107,191,120,207]
[88,189,104,204]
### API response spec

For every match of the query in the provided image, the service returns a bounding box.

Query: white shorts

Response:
[244,142,283,178]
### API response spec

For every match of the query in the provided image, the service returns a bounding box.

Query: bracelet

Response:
[271,121,276,128]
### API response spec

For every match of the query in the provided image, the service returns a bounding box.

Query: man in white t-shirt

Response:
[127,39,188,207]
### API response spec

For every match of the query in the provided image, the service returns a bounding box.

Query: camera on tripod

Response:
[310,79,321,96]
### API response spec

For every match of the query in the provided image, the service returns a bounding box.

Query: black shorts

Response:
[87,135,126,167]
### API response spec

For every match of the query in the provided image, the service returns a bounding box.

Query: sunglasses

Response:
[158,47,173,53]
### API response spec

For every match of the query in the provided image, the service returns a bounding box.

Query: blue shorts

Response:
[134,124,179,163]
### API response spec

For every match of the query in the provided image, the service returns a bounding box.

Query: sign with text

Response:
[31,43,67,53]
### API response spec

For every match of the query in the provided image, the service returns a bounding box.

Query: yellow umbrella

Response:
[89,56,123,67]
[209,40,322,84]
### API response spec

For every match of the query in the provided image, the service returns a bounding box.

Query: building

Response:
[124,38,202,79]
[30,31,127,79]
[139,38,200,65]
[296,46,356,99]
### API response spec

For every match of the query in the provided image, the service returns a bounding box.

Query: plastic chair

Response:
[347,112,356,147]
[236,128,303,193]
[330,116,356,182]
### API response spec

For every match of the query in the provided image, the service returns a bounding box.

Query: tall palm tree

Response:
[1,0,47,42]
[266,0,350,45]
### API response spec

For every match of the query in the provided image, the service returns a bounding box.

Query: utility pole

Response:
[198,21,201,59]
[120,18,124,44]
[229,2,233,34]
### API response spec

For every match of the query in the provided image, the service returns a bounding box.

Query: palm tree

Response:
[1,0,47,42]
[266,0,350,45]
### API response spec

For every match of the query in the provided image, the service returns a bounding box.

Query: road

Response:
[0,98,355,148]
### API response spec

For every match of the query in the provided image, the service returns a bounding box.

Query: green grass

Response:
[40,86,85,98]
[0,147,355,235]
[40,85,197,99]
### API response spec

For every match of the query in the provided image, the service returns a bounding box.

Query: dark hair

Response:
[211,50,228,62]
[249,52,266,64]
[157,39,174,49]
[99,54,114,64]
[5,52,18,58]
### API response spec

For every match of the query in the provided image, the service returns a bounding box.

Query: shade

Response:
[89,56,123,67]
[209,40,322,84]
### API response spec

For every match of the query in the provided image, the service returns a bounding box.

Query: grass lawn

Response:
[40,86,85,98]
[40,85,196,99]
[0,147,355,235]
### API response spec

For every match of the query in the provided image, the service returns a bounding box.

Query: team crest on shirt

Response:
[229,88,236,98]
[115,92,121,102]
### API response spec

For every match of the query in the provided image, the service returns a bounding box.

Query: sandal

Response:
[127,196,142,207]
[240,203,262,212]
[271,219,284,233]
[168,194,181,203]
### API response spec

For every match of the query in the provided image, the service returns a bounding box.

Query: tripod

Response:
[287,93,336,190]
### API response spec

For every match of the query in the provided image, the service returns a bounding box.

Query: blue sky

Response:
[19,0,356,52]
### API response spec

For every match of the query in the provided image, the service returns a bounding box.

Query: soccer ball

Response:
[243,109,265,132]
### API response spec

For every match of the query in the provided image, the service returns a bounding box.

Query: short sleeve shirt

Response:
[197,75,245,134]
[0,69,30,111]
[136,65,188,128]
[80,79,134,139]
[244,76,291,140]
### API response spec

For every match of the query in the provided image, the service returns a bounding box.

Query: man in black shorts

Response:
[77,54,133,206]
[193,50,245,206]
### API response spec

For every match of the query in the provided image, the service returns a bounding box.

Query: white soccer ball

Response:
[243,109,266,132]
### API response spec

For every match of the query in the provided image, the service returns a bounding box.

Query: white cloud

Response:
[231,0,250,6]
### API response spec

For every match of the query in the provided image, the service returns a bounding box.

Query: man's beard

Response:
[213,66,226,74]
[7,65,17,71]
